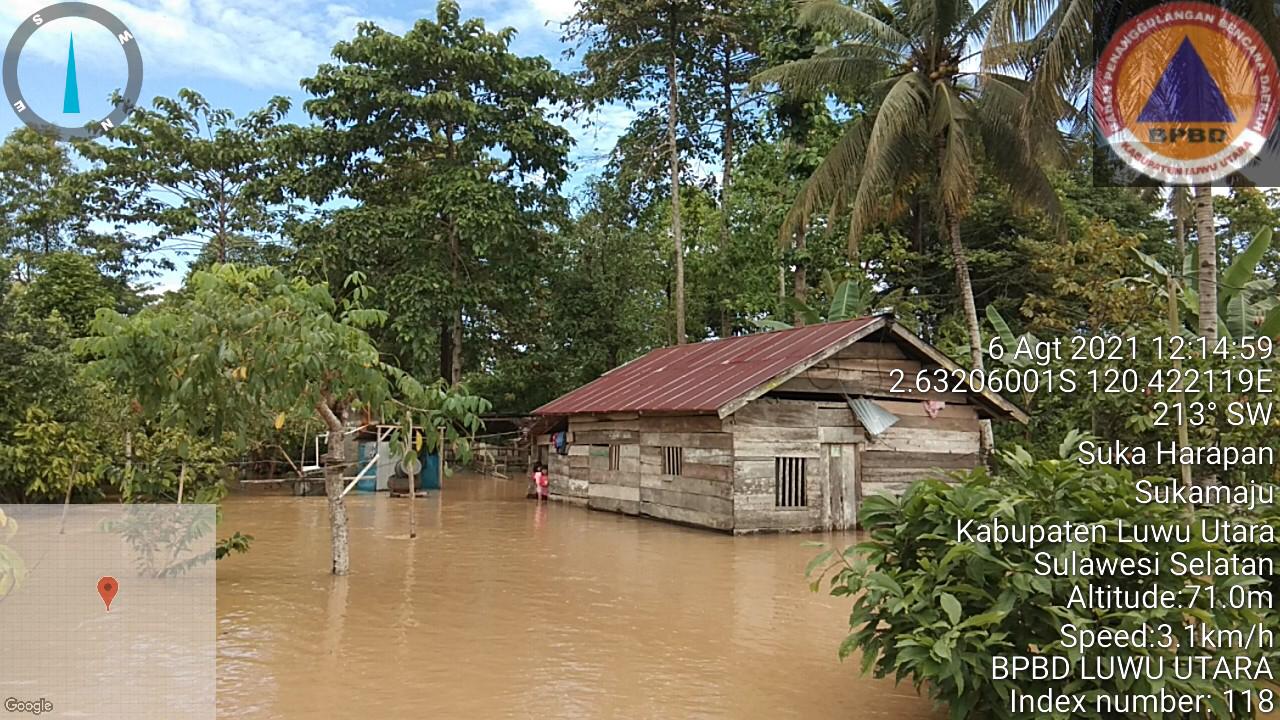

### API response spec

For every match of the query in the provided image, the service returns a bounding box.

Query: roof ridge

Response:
[689,316,876,347]
[533,316,881,416]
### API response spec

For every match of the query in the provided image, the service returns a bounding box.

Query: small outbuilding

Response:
[533,315,1026,533]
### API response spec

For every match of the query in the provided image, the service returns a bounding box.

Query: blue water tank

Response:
[419,450,441,490]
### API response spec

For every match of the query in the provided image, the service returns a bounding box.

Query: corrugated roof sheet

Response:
[534,318,878,416]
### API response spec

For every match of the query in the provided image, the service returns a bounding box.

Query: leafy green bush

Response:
[809,446,1273,719]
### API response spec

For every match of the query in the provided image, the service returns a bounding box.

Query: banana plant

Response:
[754,272,901,331]
[1131,227,1280,340]
[985,306,1043,422]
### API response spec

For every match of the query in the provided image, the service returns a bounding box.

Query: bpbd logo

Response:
[1095,2,1279,184]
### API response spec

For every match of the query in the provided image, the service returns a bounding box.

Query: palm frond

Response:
[933,82,976,215]
[980,72,1069,165]
[974,84,1062,224]
[847,73,931,242]
[795,0,912,48]
[779,116,871,246]
[1022,0,1091,124]
[751,50,895,95]
[984,0,1061,50]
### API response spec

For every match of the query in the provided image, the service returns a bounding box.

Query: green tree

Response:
[77,90,293,269]
[18,252,131,335]
[0,408,102,528]
[567,0,723,344]
[755,0,1060,455]
[80,265,488,575]
[0,128,116,279]
[296,0,573,385]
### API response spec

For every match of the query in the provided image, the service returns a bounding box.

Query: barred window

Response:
[775,457,807,508]
[662,446,683,476]
[609,444,621,471]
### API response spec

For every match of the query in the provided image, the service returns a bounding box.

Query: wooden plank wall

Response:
[776,340,982,498]
[553,414,734,530]
[731,398,827,531]
[566,414,641,514]
[541,442,586,505]
[636,415,734,531]
[777,340,968,403]
[587,443,641,515]
[860,400,981,496]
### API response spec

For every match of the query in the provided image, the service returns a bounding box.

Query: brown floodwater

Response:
[216,474,940,719]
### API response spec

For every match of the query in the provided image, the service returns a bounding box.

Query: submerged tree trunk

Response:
[317,398,351,576]
[944,208,993,458]
[1194,185,1217,342]
[668,37,686,345]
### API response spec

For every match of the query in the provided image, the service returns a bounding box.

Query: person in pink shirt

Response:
[532,463,549,502]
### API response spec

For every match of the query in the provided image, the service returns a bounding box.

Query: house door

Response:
[822,443,859,530]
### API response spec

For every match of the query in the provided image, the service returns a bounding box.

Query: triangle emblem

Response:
[1138,36,1236,123]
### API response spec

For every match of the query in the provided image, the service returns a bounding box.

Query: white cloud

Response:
[458,0,577,41]
[528,0,577,24]
[0,0,408,90]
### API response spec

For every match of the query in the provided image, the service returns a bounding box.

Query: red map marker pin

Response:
[97,577,118,612]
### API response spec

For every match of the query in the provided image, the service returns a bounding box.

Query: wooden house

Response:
[533,315,1026,533]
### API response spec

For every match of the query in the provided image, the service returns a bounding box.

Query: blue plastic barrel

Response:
[419,450,441,490]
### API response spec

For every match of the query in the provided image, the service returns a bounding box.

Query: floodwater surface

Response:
[216,474,940,719]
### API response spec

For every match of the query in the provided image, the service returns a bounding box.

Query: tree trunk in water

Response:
[1194,185,1217,342]
[944,209,993,458]
[317,399,351,576]
[667,40,686,344]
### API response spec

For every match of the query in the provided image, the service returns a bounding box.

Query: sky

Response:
[0,0,638,282]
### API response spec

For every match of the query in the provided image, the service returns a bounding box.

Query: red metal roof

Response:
[534,318,878,416]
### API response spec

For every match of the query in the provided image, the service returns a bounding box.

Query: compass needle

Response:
[62,33,79,114]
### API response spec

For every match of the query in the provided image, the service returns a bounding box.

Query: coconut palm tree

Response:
[1193,186,1218,342]
[753,0,1060,456]
[984,0,1090,128]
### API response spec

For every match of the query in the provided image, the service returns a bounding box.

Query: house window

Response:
[662,446,684,475]
[609,444,621,471]
[775,457,807,508]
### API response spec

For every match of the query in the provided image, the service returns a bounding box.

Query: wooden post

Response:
[438,428,445,489]
[408,455,417,539]
[407,414,417,540]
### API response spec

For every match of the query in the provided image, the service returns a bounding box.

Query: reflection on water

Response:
[217,474,940,719]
